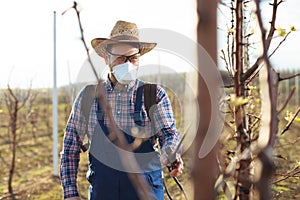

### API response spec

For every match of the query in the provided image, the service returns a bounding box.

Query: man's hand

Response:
[168,156,184,177]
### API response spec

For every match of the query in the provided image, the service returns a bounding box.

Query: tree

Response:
[217,0,298,199]
[4,86,31,199]
[193,0,219,199]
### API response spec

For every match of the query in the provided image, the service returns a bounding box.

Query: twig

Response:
[280,105,300,135]
[218,0,231,8]
[7,86,18,102]
[272,167,300,184]
[266,0,283,50]
[277,87,295,114]
[230,1,234,69]
[279,73,300,82]
[247,113,261,130]
[62,2,100,83]
[19,89,31,110]
[268,31,291,58]
[221,49,234,80]
[244,59,263,85]
[241,57,263,83]
[275,136,300,148]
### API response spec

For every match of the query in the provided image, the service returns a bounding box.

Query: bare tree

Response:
[22,90,39,139]
[4,86,31,199]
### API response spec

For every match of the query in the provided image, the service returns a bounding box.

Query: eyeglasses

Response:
[107,50,140,64]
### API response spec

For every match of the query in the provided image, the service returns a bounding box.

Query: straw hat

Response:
[91,20,157,58]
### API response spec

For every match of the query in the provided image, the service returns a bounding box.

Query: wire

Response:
[163,175,173,200]
[167,166,189,200]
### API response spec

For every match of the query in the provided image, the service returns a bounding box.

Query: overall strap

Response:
[134,81,157,126]
[80,84,96,152]
[143,82,157,137]
[143,83,157,122]
[134,81,144,126]
[95,99,109,135]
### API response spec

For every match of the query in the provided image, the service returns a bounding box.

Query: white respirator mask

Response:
[112,62,138,84]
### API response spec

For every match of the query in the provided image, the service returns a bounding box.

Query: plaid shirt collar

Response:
[104,78,139,92]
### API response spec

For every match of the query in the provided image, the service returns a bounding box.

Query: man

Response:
[60,20,183,200]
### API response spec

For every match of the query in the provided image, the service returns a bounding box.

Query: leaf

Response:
[248,86,257,91]
[273,185,290,192]
[284,110,300,122]
[290,25,296,32]
[277,27,287,37]
[229,94,249,106]
[227,28,234,35]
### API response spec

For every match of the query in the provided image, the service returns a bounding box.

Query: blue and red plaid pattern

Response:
[60,79,180,199]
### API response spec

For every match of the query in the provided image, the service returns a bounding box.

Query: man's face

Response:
[105,43,140,69]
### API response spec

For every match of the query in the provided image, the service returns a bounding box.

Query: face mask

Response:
[112,62,138,84]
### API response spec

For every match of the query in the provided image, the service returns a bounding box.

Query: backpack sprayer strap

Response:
[80,84,96,152]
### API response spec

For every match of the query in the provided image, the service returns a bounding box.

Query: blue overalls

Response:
[87,82,164,200]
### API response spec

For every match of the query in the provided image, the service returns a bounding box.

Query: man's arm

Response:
[153,85,183,176]
[60,92,85,199]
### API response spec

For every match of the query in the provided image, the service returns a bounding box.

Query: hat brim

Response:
[91,38,157,58]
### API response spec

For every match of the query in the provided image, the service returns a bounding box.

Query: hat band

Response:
[110,35,139,42]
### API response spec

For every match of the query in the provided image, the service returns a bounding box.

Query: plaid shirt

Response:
[60,79,180,199]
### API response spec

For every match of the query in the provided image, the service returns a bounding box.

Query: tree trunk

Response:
[254,1,279,198]
[193,0,218,199]
[8,99,18,200]
[233,1,253,199]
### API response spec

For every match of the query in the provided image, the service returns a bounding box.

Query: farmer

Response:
[60,20,184,200]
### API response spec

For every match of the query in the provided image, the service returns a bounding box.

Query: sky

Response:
[0,0,299,89]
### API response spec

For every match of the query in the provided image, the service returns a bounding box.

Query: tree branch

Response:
[272,166,300,184]
[241,56,263,82]
[242,0,285,83]
[62,2,100,83]
[254,1,279,199]
[275,136,300,148]
[279,73,300,82]
[277,87,295,114]
[18,89,31,111]
[268,31,291,58]
[7,85,18,102]
[280,105,300,135]
[266,0,283,50]
[221,49,234,80]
